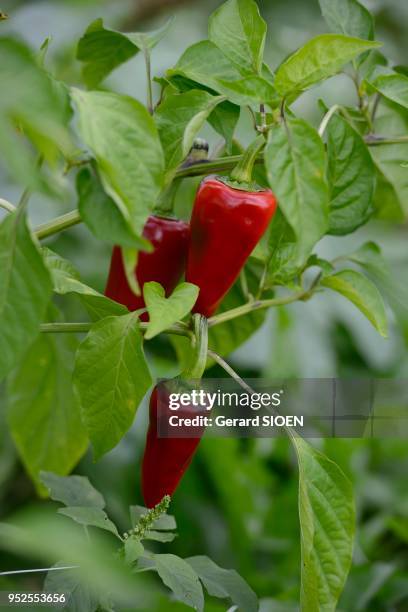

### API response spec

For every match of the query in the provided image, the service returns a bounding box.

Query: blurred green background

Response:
[0,0,407,610]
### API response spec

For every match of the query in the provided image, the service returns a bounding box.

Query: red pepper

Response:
[105,215,189,319]
[142,315,208,507]
[186,136,277,317]
[141,386,206,508]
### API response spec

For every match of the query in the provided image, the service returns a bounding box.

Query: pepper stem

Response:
[182,314,208,380]
[154,178,180,217]
[230,134,265,184]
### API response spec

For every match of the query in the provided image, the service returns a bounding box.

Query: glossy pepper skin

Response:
[186,176,277,317]
[105,215,190,319]
[142,386,206,508]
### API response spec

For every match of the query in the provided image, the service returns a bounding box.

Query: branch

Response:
[207,349,255,395]
[40,320,190,337]
[0,198,16,214]
[208,288,309,328]
[34,154,263,240]
[32,128,401,241]
[364,135,408,146]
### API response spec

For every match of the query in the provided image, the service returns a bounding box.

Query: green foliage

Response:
[292,437,355,612]
[7,328,88,495]
[77,17,173,88]
[40,471,106,508]
[168,40,278,106]
[318,0,374,41]
[144,282,199,340]
[187,555,258,612]
[77,167,148,249]
[326,113,376,234]
[264,117,329,266]
[73,312,152,459]
[0,38,72,189]
[155,89,225,175]
[0,211,52,380]
[208,0,267,74]
[71,89,164,237]
[0,0,407,609]
[321,269,388,336]
[275,34,381,98]
[370,73,408,111]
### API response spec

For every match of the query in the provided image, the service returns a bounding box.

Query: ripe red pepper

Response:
[105,215,189,318]
[185,136,277,317]
[142,315,208,507]
[142,386,206,508]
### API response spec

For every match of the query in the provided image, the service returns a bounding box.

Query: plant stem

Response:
[208,289,308,328]
[364,135,408,146]
[144,50,153,114]
[207,349,255,395]
[34,155,263,240]
[0,198,16,214]
[35,210,82,239]
[318,104,341,137]
[175,154,264,178]
[32,130,400,242]
[40,320,191,337]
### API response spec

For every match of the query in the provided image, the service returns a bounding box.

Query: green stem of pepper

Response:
[182,314,208,380]
[229,134,265,185]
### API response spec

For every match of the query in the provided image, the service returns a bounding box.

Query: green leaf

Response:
[292,437,355,612]
[130,505,177,531]
[121,247,140,297]
[77,18,173,89]
[125,538,144,565]
[7,330,88,495]
[161,75,241,152]
[346,241,388,277]
[155,90,226,173]
[326,113,376,234]
[370,73,408,111]
[0,38,73,186]
[321,269,388,336]
[187,555,258,612]
[73,312,152,459]
[0,512,153,608]
[144,530,177,543]
[125,18,174,52]
[58,506,120,538]
[40,472,106,509]
[44,562,99,612]
[370,100,408,219]
[77,18,140,88]
[168,40,277,106]
[207,100,240,153]
[71,89,164,237]
[153,554,204,611]
[144,282,198,340]
[264,117,329,266]
[77,167,150,249]
[263,209,303,287]
[0,211,52,381]
[208,0,266,74]
[318,0,374,41]
[275,34,381,97]
[42,247,127,318]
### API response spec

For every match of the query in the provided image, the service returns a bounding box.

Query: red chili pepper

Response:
[186,136,277,317]
[105,215,189,319]
[142,315,208,507]
[142,385,206,508]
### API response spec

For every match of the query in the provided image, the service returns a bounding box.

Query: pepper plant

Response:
[0,0,407,610]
